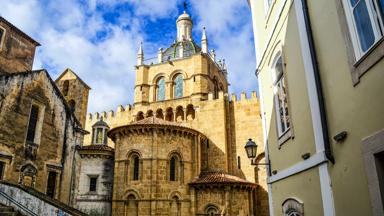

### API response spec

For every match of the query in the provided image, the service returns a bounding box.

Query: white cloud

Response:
[0,0,257,113]
[191,0,258,96]
[128,0,180,19]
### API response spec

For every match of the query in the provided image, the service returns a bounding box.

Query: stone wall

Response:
[0,70,82,205]
[111,125,200,216]
[0,17,39,74]
[193,186,254,216]
[134,54,228,104]
[76,154,114,216]
[55,69,90,127]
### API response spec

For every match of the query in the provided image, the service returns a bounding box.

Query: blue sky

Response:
[0,0,258,113]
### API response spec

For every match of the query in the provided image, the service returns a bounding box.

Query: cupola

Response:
[176,10,193,41]
[92,119,110,145]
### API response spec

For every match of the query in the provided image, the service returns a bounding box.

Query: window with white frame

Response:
[272,54,290,137]
[265,0,273,14]
[343,0,384,59]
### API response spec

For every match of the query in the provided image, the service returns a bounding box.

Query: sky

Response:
[0,0,258,113]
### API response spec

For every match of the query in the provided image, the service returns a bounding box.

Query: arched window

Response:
[169,154,182,182]
[68,100,76,113]
[170,196,181,216]
[156,109,164,119]
[272,55,290,137]
[175,106,184,122]
[282,198,304,216]
[127,194,138,216]
[62,80,69,96]
[146,110,153,117]
[186,104,195,120]
[132,155,140,181]
[136,112,144,121]
[156,77,166,101]
[170,156,176,181]
[205,205,219,216]
[165,108,174,121]
[173,74,183,99]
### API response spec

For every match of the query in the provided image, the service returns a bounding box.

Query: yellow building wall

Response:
[306,0,384,215]
[271,168,324,216]
[251,0,384,215]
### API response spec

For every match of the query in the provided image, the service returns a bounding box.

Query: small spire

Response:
[201,27,208,53]
[183,1,187,13]
[138,42,143,55]
[158,48,163,63]
[137,42,144,65]
[202,27,207,40]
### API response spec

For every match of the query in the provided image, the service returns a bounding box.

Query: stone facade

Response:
[83,9,268,216]
[0,17,88,209]
[56,68,90,127]
[0,69,86,204]
[77,144,114,216]
[0,17,40,74]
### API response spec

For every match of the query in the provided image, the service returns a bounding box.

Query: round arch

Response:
[169,70,188,81]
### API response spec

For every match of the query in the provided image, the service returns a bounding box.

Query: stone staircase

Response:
[0,203,20,216]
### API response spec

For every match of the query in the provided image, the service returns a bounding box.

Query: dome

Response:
[177,11,192,22]
[92,119,110,128]
[162,40,201,62]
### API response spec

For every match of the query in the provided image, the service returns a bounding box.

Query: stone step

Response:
[0,213,17,216]
[0,206,14,211]
[0,204,18,216]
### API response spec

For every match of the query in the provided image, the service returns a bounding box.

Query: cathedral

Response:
[76,9,268,216]
[0,7,267,216]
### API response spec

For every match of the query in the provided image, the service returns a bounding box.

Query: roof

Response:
[55,68,91,89]
[92,119,110,128]
[162,40,201,62]
[79,144,114,152]
[108,116,205,140]
[189,169,256,187]
[130,116,185,127]
[177,11,192,22]
[78,144,114,158]
[0,16,40,46]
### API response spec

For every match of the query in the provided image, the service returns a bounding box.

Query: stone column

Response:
[190,188,196,215]
[225,186,231,216]
[183,108,187,121]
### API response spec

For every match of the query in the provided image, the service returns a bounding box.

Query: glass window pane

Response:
[96,128,103,143]
[157,77,165,101]
[281,77,290,129]
[174,74,183,98]
[27,105,39,142]
[351,0,376,52]
[170,157,176,181]
[133,156,139,180]
[277,82,286,133]
[378,0,384,21]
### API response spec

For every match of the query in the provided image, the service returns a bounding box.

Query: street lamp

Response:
[244,139,271,174]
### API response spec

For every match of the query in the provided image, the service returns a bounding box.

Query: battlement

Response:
[87,104,134,121]
[87,91,258,125]
[230,91,258,102]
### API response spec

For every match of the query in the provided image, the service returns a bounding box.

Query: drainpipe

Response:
[300,0,334,164]
[295,0,336,215]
